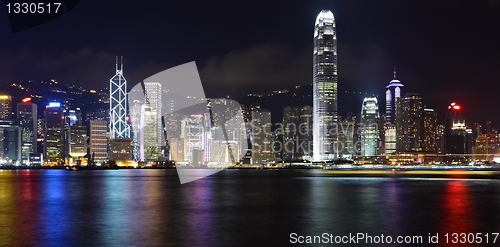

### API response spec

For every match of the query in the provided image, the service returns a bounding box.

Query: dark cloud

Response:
[198,41,392,98]
[0,47,114,87]
[198,43,311,98]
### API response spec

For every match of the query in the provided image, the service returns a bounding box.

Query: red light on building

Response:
[453,105,461,110]
[22,97,31,103]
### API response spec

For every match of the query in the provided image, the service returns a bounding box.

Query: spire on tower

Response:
[115,56,118,71]
[121,56,123,71]
[393,66,397,80]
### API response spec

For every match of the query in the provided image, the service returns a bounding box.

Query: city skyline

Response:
[0,3,500,166]
[0,1,499,125]
[1,2,500,247]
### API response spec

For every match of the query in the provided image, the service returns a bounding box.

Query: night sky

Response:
[1,0,500,125]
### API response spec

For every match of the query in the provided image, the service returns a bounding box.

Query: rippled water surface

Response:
[0,169,500,246]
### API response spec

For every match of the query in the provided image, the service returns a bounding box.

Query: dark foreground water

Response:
[1,169,500,246]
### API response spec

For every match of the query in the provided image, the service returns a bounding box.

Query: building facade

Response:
[109,56,130,139]
[313,9,337,161]
[17,101,37,164]
[44,102,65,165]
[90,120,108,161]
[251,108,271,164]
[360,97,379,156]
[396,93,424,152]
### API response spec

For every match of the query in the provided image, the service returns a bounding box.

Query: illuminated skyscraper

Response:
[385,68,404,125]
[360,97,379,156]
[444,103,472,161]
[110,56,130,139]
[69,125,87,158]
[299,106,313,157]
[313,9,337,161]
[142,105,160,161]
[90,120,108,161]
[283,106,299,160]
[384,69,403,155]
[44,102,65,165]
[251,108,271,164]
[17,99,37,164]
[423,109,438,152]
[0,95,12,119]
[143,82,163,147]
[396,93,423,152]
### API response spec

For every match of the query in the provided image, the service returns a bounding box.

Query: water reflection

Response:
[439,180,474,239]
[0,170,499,246]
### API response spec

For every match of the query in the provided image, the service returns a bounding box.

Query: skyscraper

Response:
[142,105,160,161]
[313,9,337,161]
[110,56,130,139]
[283,106,299,160]
[385,68,404,125]
[444,103,469,161]
[0,95,12,119]
[68,125,87,159]
[360,97,379,156]
[384,69,403,155]
[251,108,271,164]
[17,99,37,164]
[0,119,21,164]
[423,109,438,152]
[90,120,108,161]
[299,106,313,157]
[396,93,423,152]
[143,81,163,147]
[44,102,65,165]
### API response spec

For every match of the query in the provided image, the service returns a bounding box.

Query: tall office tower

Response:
[396,93,423,152]
[444,103,469,161]
[299,106,313,157]
[90,120,108,161]
[251,108,271,164]
[384,69,403,155]
[142,106,160,161]
[422,109,438,152]
[203,112,212,162]
[129,99,142,161]
[0,119,21,163]
[360,97,379,156]
[436,124,445,154]
[144,82,163,147]
[44,102,65,165]
[68,125,87,158]
[110,56,130,139]
[182,115,204,163]
[37,118,45,153]
[283,106,299,160]
[385,68,404,125]
[313,9,337,161]
[378,115,386,154]
[0,95,12,119]
[17,99,37,164]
